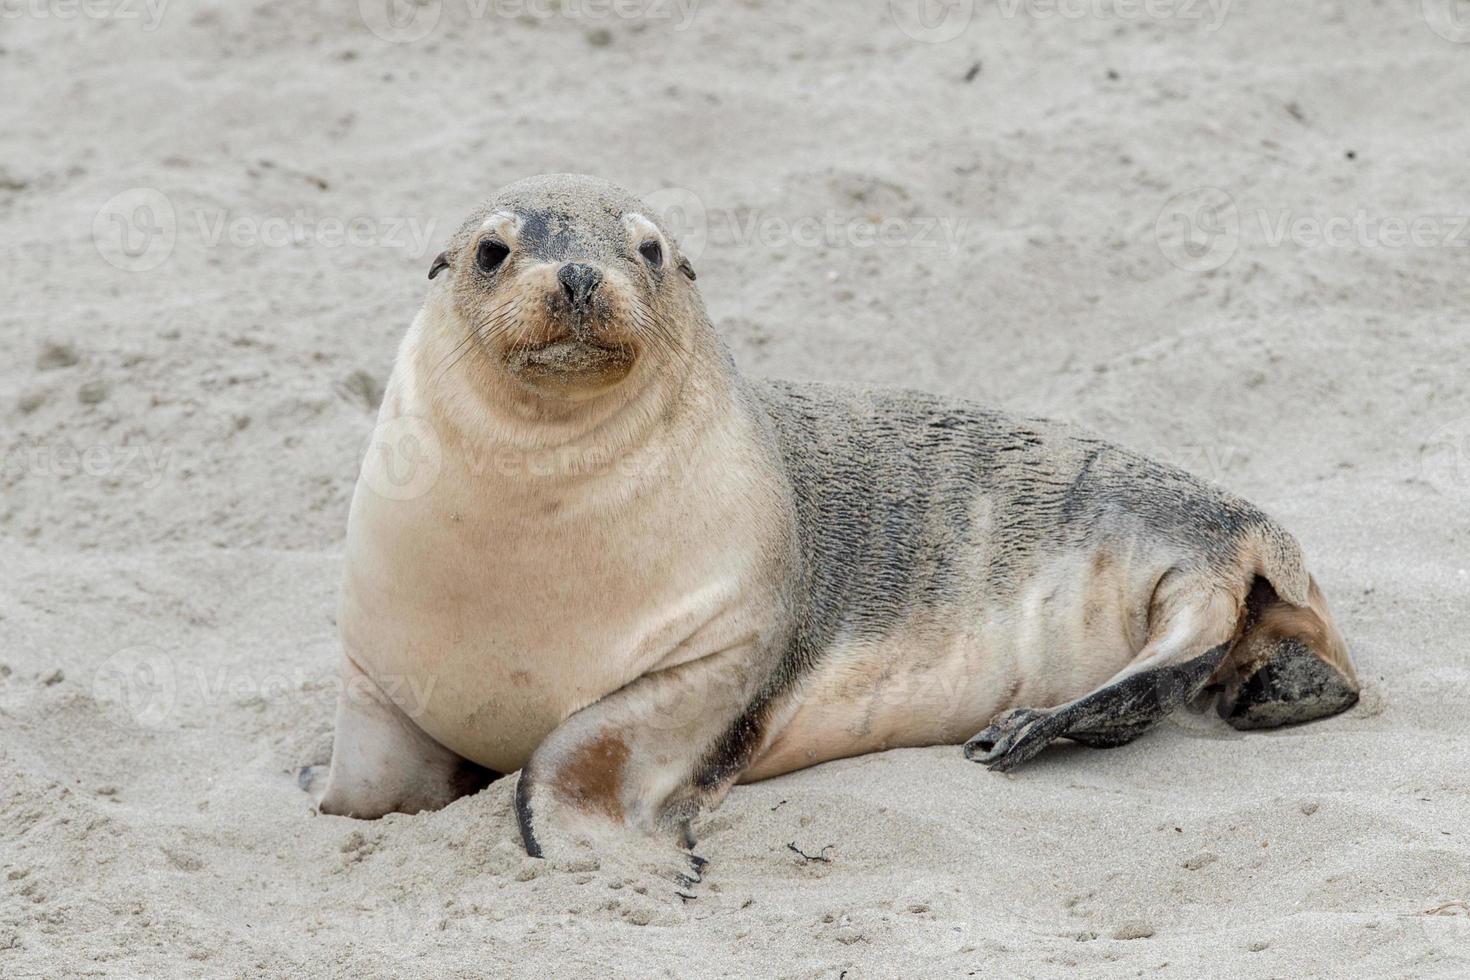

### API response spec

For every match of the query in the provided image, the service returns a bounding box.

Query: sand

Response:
[4,0,1470,976]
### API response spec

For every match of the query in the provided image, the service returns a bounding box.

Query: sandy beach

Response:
[3,0,1470,975]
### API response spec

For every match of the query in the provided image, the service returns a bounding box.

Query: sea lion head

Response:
[429,174,701,401]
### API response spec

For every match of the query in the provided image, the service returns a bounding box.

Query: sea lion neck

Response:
[413,310,736,489]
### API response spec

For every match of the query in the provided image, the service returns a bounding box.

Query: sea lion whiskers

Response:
[436,299,529,383]
[628,300,691,370]
[432,295,525,381]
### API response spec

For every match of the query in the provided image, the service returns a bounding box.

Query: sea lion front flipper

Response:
[312,654,499,819]
[514,645,769,893]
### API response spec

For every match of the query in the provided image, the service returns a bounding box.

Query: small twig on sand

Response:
[1426,901,1470,916]
[786,842,834,863]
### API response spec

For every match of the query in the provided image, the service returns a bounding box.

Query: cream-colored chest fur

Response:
[339,361,786,774]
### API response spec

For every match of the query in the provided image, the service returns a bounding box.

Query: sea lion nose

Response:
[557,263,602,307]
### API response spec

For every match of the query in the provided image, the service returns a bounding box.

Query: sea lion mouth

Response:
[509,336,637,387]
[524,336,632,365]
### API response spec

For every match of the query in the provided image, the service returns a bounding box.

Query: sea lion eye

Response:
[638,240,663,269]
[476,239,510,274]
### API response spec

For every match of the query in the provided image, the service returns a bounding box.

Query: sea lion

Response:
[306,174,1359,885]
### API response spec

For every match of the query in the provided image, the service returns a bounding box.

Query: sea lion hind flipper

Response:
[964,581,1242,772]
[1061,721,1154,749]
[964,641,1232,771]
[1211,575,1360,730]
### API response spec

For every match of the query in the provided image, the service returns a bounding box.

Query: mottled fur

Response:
[310,175,1359,884]
[726,381,1333,780]
[754,379,1309,648]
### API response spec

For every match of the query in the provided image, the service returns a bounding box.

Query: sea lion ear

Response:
[427,251,451,280]
[677,256,696,282]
